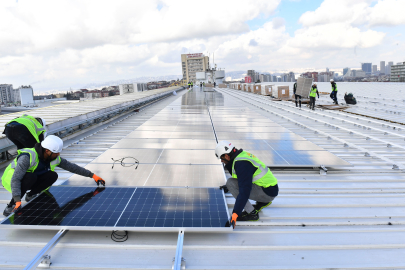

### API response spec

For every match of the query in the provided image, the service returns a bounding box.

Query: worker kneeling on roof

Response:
[3,114,47,149]
[215,141,279,228]
[1,135,106,216]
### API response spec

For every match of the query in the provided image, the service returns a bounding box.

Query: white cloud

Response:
[0,0,404,92]
[367,0,405,27]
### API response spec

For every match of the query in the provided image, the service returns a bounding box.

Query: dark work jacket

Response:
[293,83,297,94]
[225,148,279,215]
[34,143,51,176]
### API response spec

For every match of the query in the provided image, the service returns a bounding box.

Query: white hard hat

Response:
[215,140,235,159]
[330,79,334,82]
[41,135,63,153]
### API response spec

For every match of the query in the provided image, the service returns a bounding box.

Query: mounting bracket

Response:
[24,229,68,270]
[37,255,51,268]
[320,165,328,175]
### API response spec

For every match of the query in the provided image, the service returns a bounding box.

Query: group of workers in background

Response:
[1,115,105,216]
[293,79,338,110]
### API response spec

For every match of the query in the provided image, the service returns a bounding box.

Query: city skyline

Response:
[1,0,405,93]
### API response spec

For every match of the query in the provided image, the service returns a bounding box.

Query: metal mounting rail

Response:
[259,94,405,148]
[24,229,68,270]
[172,230,185,270]
[218,89,405,170]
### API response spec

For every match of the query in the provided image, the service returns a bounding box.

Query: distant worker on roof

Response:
[2,135,106,216]
[330,79,338,105]
[3,114,47,149]
[293,80,301,108]
[309,83,320,111]
[215,141,279,229]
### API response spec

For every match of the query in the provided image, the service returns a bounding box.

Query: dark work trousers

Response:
[295,94,302,107]
[10,171,58,204]
[330,91,337,104]
[4,124,38,149]
[309,97,316,110]
[226,178,276,213]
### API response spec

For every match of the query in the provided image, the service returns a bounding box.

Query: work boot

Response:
[25,192,38,202]
[253,201,272,212]
[3,203,15,217]
[237,210,259,221]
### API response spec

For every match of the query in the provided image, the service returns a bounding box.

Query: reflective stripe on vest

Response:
[7,114,45,143]
[1,148,40,193]
[232,157,268,182]
[231,151,278,187]
[50,156,61,171]
[21,114,46,134]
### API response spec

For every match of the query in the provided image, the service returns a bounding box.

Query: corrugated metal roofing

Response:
[1,86,405,269]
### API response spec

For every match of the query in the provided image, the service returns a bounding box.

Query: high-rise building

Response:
[390,62,405,82]
[343,67,350,76]
[386,61,394,75]
[247,70,255,83]
[380,61,385,74]
[272,75,277,82]
[0,84,14,104]
[361,63,372,75]
[318,72,333,82]
[255,72,260,82]
[288,72,295,82]
[326,67,329,72]
[181,53,209,82]
[372,65,378,74]
[259,74,270,82]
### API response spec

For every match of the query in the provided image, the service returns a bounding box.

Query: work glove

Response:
[225,213,238,229]
[92,187,106,196]
[219,185,229,193]
[92,174,105,186]
[12,201,22,214]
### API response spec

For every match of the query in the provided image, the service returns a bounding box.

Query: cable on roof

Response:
[111,230,128,242]
[111,157,139,170]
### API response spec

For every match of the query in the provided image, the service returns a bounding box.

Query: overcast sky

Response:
[1,0,404,92]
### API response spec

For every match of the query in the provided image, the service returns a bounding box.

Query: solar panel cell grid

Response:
[0,186,229,230]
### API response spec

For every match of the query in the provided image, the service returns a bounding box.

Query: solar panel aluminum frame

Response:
[0,186,232,233]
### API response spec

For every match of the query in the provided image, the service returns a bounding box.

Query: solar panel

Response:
[65,164,225,187]
[209,99,352,168]
[0,186,230,232]
[295,77,313,97]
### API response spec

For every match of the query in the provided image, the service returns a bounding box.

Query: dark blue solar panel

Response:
[1,186,229,229]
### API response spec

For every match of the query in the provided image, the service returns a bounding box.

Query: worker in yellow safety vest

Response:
[309,84,320,110]
[2,135,106,216]
[215,141,279,228]
[3,114,47,149]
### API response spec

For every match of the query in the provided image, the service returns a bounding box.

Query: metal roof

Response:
[1,85,405,269]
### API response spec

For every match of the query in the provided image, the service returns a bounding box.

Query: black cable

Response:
[111,230,128,242]
[111,157,139,170]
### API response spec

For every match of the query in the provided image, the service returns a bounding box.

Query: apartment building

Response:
[181,53,209,82]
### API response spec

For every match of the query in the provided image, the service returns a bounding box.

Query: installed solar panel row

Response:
[1,186,229,231]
